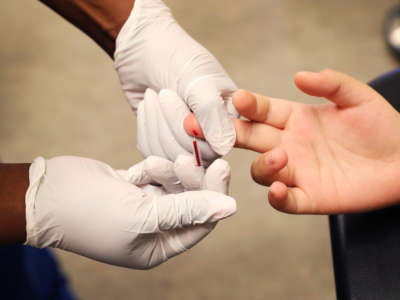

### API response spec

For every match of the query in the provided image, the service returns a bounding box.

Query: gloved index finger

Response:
[144,156,183,194]
[174,155,204,191]
[121,156,183,194]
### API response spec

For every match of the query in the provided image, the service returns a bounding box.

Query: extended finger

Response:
[294,69,383,107]
[234,119,281,153]
[183,114,282,153]
[232,89,293,129]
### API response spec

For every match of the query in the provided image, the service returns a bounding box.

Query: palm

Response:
[282,98,400,213]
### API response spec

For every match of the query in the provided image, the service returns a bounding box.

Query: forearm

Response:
[38,0,134,57]
[0,163,30,245]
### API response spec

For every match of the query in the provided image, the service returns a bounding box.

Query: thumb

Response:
[186,79,236,155]
[155,190,236,231]
[294,69,383,107]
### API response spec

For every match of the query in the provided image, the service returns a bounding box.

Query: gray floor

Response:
[1,0,399,299]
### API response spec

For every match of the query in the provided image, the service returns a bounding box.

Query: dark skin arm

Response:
[38,0,135,57]
[0,164,30,245]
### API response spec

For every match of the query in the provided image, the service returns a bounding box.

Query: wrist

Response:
[39,0,135,57]
[0,163,30,245]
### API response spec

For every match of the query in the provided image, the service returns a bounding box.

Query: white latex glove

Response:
[25,155,235,269]
[114,0,238,156]
[137,88,219,166]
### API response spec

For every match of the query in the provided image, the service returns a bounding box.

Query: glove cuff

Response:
[24,156,46,247]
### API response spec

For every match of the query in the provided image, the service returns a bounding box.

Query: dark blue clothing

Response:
[0,245,76,300]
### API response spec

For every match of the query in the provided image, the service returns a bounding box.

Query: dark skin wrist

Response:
[0,163,30,245]
[39,0,135,57]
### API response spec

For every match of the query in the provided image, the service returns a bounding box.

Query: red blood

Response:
[192,130,198,136]
[193,140,201,166]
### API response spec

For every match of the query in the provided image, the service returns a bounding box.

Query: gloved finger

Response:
[118,156,183,193]
[143,89,169,158]
[174,155,204,191]
[160,223,215,259]
[143,88,188,161]
[136,101,152,158]
[144,156,183,193]
[155,190,236,231]
[158,89,218,162]
[186,78,237,156]
[202,159,230,194]
[116,160,152,185]
[153,92,194,161]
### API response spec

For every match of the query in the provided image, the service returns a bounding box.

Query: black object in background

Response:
[384,4,400,61]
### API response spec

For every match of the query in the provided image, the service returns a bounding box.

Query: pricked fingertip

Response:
[184,114,204,138]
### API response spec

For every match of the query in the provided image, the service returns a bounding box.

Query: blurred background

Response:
[1,0,399,299]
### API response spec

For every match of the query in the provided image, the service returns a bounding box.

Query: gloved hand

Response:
[114,0,238,156]
[25,155,235,269]
[137,88,219,166]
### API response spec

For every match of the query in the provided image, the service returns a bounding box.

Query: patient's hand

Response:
[184,69,400,214]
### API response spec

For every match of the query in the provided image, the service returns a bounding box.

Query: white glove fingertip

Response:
[204,193,237,222]
[203,159,231,194]
[144,156,183,193]
[174,155,204,190]
[124,160,153,185]
[189,93,236,156]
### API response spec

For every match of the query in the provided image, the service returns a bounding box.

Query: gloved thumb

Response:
[155,190,236,231]
[185,78,237,156]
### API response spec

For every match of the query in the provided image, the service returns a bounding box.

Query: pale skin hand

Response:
[184,69,400,214]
